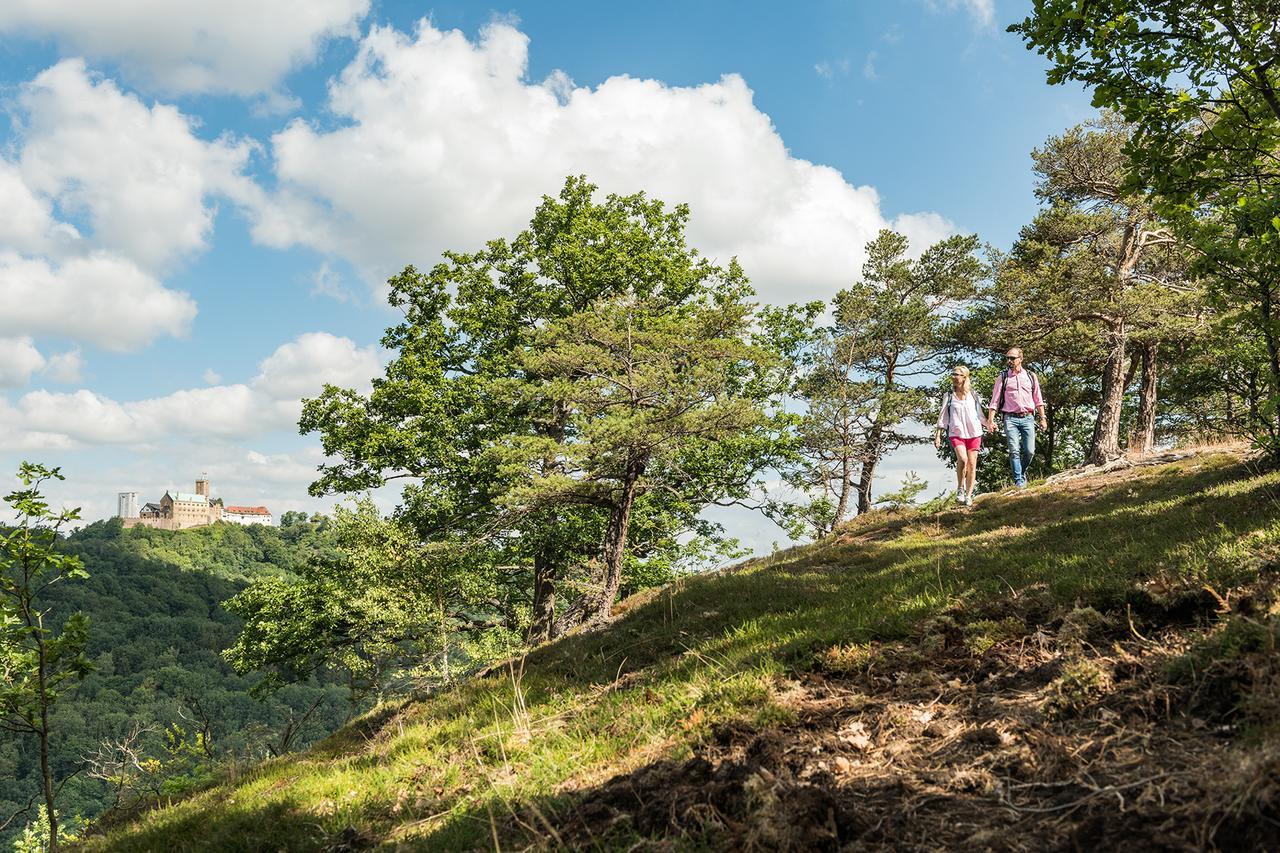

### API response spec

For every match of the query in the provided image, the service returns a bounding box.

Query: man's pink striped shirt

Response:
[988,368,1043,414]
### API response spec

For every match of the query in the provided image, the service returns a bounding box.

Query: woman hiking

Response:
[934,365,985,505]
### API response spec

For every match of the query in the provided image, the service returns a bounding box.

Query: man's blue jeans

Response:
[1003,414,1036,486]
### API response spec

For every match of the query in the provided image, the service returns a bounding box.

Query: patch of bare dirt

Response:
[519,576,1280,852]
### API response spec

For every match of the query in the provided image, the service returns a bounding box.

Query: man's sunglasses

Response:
[1005,355,1020,361]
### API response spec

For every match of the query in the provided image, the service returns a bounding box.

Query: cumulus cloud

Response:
[0,339,82,387]
[0,60,260,351]
[253,332,380,400]
[17,60,258,271]
[0,252,197,350]
[0,337,47,387]
[0,332,380,449]
[43,349,83,383]
[0,161,65,255]
[250,20,955,305]
[0,0,370,96]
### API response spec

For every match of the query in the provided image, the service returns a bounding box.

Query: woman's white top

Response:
[936,390,984,439]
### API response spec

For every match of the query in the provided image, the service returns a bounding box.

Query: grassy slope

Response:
[84,451,1280,851]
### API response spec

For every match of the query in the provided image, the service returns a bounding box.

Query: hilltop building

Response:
[117,477,273,530]
[223,505,274,526]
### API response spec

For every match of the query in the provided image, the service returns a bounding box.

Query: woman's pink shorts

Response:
[949,435,982,452]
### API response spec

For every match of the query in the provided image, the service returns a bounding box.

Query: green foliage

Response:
[0,517,349,849]
[982,114,1194,464]
[873,472,928,510]
[224,500,517,700]
[0,464,89,851]
[298,175,801,642]
[1012,0,1280,453]
[14,806,81,853]
[774,230,985,538]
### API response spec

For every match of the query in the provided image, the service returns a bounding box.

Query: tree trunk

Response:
[592,455,647,622]
[1087,318,1128,465]
[1131,341,1158,455]
[37,646,58,852]
[833,454,852,532]
[855,362,897,515]
[855,431,880,516]
[1043,400,1057,472]
[527,546,557,643]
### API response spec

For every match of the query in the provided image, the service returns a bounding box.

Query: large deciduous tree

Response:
[300,176,792,636]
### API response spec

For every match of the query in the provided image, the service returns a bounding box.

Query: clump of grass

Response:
[962,616,1026,656]
[1167,615,1280,683]
[1057,606,1110,649]
[1045,660,1111,718]
[817,642,873,674]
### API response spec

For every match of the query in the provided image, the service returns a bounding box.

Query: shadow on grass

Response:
[529,455,1278,684]
[93,453,1280,851]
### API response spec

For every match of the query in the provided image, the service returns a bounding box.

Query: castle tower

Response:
[117,492,138,519]
[195,475,210,497]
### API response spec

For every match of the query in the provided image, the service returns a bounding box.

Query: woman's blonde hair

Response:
[950,365,972,397]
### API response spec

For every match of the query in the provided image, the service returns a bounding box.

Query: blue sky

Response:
[0,0,1092,548]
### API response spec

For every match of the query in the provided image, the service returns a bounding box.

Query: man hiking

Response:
[985,347,1046,489]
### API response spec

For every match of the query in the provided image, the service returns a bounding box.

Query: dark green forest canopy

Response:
[0,518,348,845]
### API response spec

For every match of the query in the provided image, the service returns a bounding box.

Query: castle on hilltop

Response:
[117,477,273,530]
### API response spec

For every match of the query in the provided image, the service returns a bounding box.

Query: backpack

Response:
[995,368,1039,414]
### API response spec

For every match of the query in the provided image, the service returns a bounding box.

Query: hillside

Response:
[83,450,1280,851]
[0,520,351,845]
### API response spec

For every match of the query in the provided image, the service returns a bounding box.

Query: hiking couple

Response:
[933,347,1047,505]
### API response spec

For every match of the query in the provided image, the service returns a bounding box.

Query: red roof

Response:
[224,505,271,515]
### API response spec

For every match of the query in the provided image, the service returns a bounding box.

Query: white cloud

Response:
[17,60,257,271]
[0,337,47,387]
[12,389,140,445]
[0,60,261,351]
[0,332,380,449]
[0,0,370,96]
[202,368,223,385]
[249,20,954,306]
[0,161,65,255]
[0,252,196,351]
[252,332,380,400]
[43,349,83,383]
[892,212,960,255]
[926,0,996,29]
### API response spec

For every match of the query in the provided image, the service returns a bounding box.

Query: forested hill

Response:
[0,518,351,846]
[83,449,1280,851]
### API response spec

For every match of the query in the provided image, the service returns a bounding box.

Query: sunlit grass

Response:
[84,451,1280,851]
